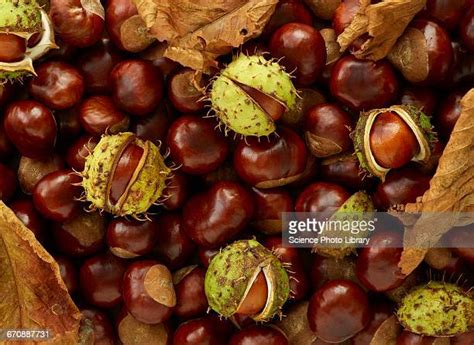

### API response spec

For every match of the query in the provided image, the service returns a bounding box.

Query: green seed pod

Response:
[315,191,375,259]
[210,54,298,137]
[205,239,290,322]
[397,281,474,337]
[353,105,435,180]
[81,132,171,218]
[0,1,57,82]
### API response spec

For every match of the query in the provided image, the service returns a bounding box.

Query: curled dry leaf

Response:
[120,15,155,53]
[337,0,426,61]
[320,28,342,65]
[132,0,279,73]
[397,89,474,275]
[81,0,105,20]
[0,201,81,344]
[143,264,176,307]
[275,301,316,345]
[305,132,343,158]
[370,315,401,345]
[303,0,341,20]
[118,312,170,345]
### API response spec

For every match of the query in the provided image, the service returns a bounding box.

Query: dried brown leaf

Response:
[337,0,426,61]
[305,131,343,158]
[0,201,81,344]
[398,89,474,275]
[132,0,279,73]
[370,316,401,345]
[320,28,342,65]
[143,264,176,307]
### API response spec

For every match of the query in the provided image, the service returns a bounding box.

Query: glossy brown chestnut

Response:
[262,0,313,39]
[154,213,196,269]
[131,100,174,144]
[356,231,405,292]
[28,61,85,110]
[229,325,288,345]
[79,95,130,136]
[451,330,474,345]
[307,279,371,343]
[0,33,26,62]
[167,115,228,175]
[304,103,353,157]
[435,89,464,139]
[79,252,127,307]
[55,256,78,294]
[105,0,138,50]
[4,100,57,159]
[351,302,393,345]
[251,187,293,234]
[182,181,254,248]
[233,127,307,187]
[66,135,99,171]
[32,169,83,222]
[330,55,399,111]
[319,154,373,191]
[420,0,467,32]
[173,317,226,345]
[295,182,350,216]
[332,0,362,35]
[56,106,82,145]
[174,266,208,319]
[269,23,326,86]
[10,199,45,241]
[236,271,268,316]
[110,59,164,116]
[0,163,17,202]
[168,68,206,113]
[122,260,174,324]
[396,331,435,345]
[399,87,438,117]
[107,218,158,258]
[53,210,106,257]
[198,247,219,268]
[81,309,115,345]
[50,0,104,48]
[18,155,65,194]
[76,37,123,94]
[373,166,431,210]
[162,172,189,210]
[369,111,419,169]
[459,7,474,52]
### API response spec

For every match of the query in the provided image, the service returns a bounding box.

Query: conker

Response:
[168,68,206,113]
[229,325,288,345]
[0,33,26,62]
[107,218,158,258]
[295,182,350,216]
[10,199,46,240]
[55,256,78,294]
[174,266,208,319]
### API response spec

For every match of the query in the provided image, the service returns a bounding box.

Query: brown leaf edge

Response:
[132,0,279,73]
[370,315,401,345]
[397,88,474,275]
[0,201,81,344]
[337,0,426,61]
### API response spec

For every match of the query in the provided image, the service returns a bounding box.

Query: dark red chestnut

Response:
[295,182,350,216]
[459,6,474,52]
[330,55,398,111]
[420,0,467,32]
[174,266,208,319]
[79,95,130,136]
[28,61,85,110]
[356,231,406,292]
[307,279,371,343]
[332,0,362,35]
[319,154,373,191]
[435,89,464,139]
[50,0,104,48]
[168,68,206,113]
[399,86,438,117]
[55,256,78,294]
[198,247,219,268]
[32,169,83,222]
[110,59,164,116]
[262,0,313,39]
[167,115,229,175]
[105,0,138,50]
[79,252,127,307]
[0,163,17,202]
[396,331,435,345]
[141,41,180,79]
[81,309,115,345]
[229,325,288,345]
[269,23,326,86]
[351,302,393,345]
[173,317,226,345]
[452,330,474,345]
[66,135,99,171]
[131,100,174,144]
[107,218,158,258]
[10,199,45,241]
[0,33,26,62]
[122,260,174,324]
[251,187,293,234]
[373,166,431,210]
[304,103,353,157]
[183,181,254,248]
[162,172,189,210]
[4,100,57,159]
[233,127,307,188]
[56,106,82,144]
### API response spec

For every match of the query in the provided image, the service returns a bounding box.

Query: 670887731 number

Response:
[0,329,51,341]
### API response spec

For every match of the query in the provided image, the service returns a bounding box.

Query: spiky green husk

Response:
[354,105,435,181]
[210,54,297,137]
[205,239,290,321]
[82,132,171,218]
[397,282,474,337]
[315,191,375,259]
[0,0,42,35]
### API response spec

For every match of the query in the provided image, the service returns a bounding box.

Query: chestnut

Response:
[162,172,189,210]
[330,55,399,111]
[28,61,85,110]
[107,218,158,258]
[154,212,196,270]
[10,199,46,241]
[332,0,362,36]
[198,247,219,268]
[167,115,229,175]
[122,260,175,324]
[229,325,288,345]
[251,187,293,234]
[81,309,115,345]
[459,6,474,52]
[262,0,313,39]
[4,100,57,159]
[50,0,104,48]
[295,182,350,216]
[168,68,206,113]
[32,169,83,222]
[0,163,17,202]
[173,317,227,345]
[351,302,394,345]
[319,154,373,191]
[174,266,208,319]
[131,100,174,144]
[0,33,26,62]
[445,226,474,265]
[435,89,464,139]
[373,166,431,210]
[105,0,138,50]
[55,256,78,294]
[396,330,435,345]
[56,106,82,144]
[233,127,307,188]
[451,330,474,345]
[182,181,254,248]
[17,155,65,194]
[399,86,438,117]
[304,103,353,157]
[307,279,371,343]
[269,23,326,86]
[79,95,130,136]
[420,0,468,32]
[79,252,127,307]
[53,210,106,257]
[110,59,164,116]
[281,87,326,129]
[65,135,99,171]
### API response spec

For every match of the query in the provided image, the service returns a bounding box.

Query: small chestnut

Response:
[174,266,208,319]
[107,218,158,258]
[0,33,26,62]
[168,68,206,113]
[10,199,46,240]
[55,256,78,294]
